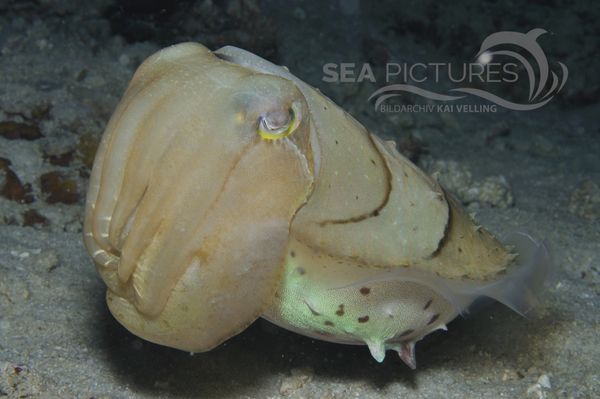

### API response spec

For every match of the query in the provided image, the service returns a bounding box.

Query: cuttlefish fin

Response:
[389,342,417,370]
[366,339,387,363]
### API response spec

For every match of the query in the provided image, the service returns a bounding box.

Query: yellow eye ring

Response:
[258,103,301,141]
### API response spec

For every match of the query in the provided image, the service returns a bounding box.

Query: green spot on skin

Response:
[271,250,455,365]
[275,255,401,345]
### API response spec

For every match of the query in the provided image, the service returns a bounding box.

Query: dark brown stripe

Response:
[427,187,452,259]
[318,132,392,226]
[427,314,440,325]
[398,329,414,337]
[423,299,433,310]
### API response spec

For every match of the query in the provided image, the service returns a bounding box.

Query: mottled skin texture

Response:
[264,238,455,367]
[84,43,548,368]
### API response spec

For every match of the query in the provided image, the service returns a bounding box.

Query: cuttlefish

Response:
[83,43,550,368]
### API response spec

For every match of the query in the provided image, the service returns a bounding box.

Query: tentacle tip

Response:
[398,342,417,370]
[388,342,417,369]
[366,340,386,363]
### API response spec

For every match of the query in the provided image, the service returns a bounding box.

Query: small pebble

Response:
[77,133,100,169]
[525,374,552,398]
[118,54,130,66]
[40,171,79,204]
[279,367,314,396]
[0,121,43,140]
[569,180,600,220]
[0,158,34,203]
[537,374,551,389]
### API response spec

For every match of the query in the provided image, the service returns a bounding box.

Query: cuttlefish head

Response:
[84,43,317,351]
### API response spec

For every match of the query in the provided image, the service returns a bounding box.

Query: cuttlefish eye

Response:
[258,101,301,140]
